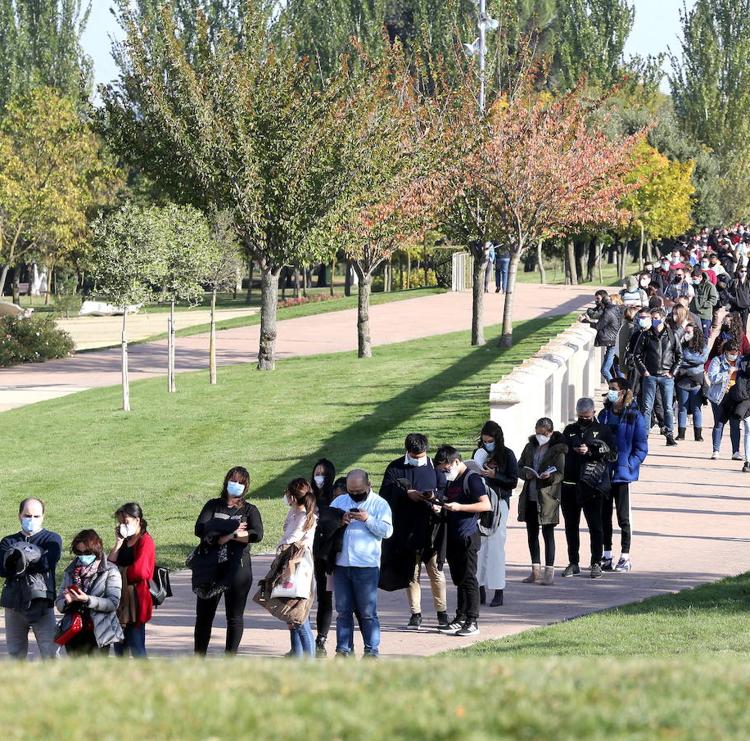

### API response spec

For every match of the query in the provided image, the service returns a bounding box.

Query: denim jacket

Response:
[707,355,733,404]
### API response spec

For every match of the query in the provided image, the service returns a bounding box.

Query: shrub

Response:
[0,315,75,367]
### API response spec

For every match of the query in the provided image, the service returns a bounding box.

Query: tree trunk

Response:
[354,266,372,358]
[121,311,130,412]
[302,265,308,298]
[0,264,9,297]
[566,241,578,285]
[398,255,404,290]
[500,253,521,348]
[647,239,654,263]
[245,256,254,305]
[618,241,627,281]
[257,265,280,370]
[330,258,335,296]
[471,246,487,347]
[12,271,20,305]
[597,241,604,284]
[168,300,176,393]
[45,264,53,305]
[536,240,546,284]
[423,245,428,286]
[209,288,217,385]
[639,223,645,270]
[406,252,411,289]
[574,241,584,282]
[586,237,597,282]
[344,260,352,297]
[293,266,300,298]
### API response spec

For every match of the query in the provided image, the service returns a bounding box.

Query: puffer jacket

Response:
[592,302,622,348]
[690,279,719,320]
[633,325,682,376]
[517,432,567,526]
[597,400,649,484]
[56,558,124,648]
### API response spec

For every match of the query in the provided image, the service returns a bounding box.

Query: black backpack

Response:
[463,463,503,537]
[149,565,173,607]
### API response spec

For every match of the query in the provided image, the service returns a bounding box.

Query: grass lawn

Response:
[455,571,750,658]
[0,314,571,568]
[2,655,749,738]
[516,259,625,287]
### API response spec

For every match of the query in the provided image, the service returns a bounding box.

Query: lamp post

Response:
[464,0,500,116]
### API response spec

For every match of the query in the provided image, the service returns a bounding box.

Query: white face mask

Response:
[444,466,459,482]
[535,434,550,446]
[638,318,651,329]
[405,455,428,467]
[119,522,137,538]
[313,475,326,488]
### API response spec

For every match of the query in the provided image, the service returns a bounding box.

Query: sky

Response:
[82,0,695,94]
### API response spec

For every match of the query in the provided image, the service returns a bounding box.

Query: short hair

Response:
[594,289,609,300]
[576,398,595,414]
[434,445,462,466]
[535,417,554,432]
[404,433,428,455]
[724,341,739,353]
[651,307,666,319]
[70,529,104,560]
[609,377,631,391]
[18,498,44,515]
[346,469,370,487]
[648,296,664,309]
[624,306,639,321]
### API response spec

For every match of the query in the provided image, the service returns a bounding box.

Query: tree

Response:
[91,204,166,412]
[0,0,92,112]
[439,89,640,347]
[0,88,117,298]
[104,1,343,370]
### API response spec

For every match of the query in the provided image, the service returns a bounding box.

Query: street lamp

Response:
[464,0,500,115]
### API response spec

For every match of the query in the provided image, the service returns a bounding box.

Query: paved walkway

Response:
[0,284,594,411]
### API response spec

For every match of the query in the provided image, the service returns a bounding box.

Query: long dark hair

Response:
[114,502,148,532]
[683,322,705,354]
[221,466,250,504]
[310,458,336,507]
[285,478,317,532]
[478,420,507,468]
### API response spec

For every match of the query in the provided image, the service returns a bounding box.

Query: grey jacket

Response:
[56,559,124,647]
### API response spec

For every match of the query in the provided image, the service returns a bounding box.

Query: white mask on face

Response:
[313,475,326,488]
[444,466,459,482]
[405,454,428,467]
[535,434,551,446]
[119,522,137,538]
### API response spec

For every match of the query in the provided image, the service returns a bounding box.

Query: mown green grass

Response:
[0,314,571,567]
[3,656,750,739]
[457,571,750,658]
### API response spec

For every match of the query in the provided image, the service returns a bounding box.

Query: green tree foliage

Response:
[0,0,92,112]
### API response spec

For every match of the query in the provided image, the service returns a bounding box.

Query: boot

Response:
[666,433,678,446]
[540,566,555,586]
[676,426,686,441]
[694,427,704,442]
[489,589,504,607]
[315,636,327,658]
[479,585,486,605]
[522,564,541,583]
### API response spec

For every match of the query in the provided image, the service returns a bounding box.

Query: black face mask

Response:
[349,490,369,503]
[578,417,594,427]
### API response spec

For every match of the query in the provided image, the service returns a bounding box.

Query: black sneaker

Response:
[438,616,464,635]
[743,462,750,473]
[455,620,480,636]
[665,434,677,446]
[591,563,603,579]
[601,556,614,572]
[315,637,327,658]
[437,611,450,629]
[406,613,422,631]
[561,563,580,577]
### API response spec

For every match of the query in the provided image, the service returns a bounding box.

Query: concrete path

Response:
[0,284,595,412]
[56,307,259,351]
[1,420,748,659]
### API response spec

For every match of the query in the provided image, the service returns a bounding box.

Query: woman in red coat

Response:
[108,503,155,657]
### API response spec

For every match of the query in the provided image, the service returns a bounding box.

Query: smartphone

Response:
[396,477,412,490]
[349,508,360,513]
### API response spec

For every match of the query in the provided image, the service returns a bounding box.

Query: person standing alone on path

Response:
[495,245,510,294]
[560,398,618,580]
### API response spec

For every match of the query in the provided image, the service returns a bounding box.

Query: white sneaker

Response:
[711,451,719,460]
[732,452,743,460]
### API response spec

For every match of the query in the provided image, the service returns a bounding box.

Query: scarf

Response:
[71,559,100,593]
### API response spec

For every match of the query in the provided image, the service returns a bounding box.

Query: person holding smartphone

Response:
[193,466,264,655]
[55,530,123,656]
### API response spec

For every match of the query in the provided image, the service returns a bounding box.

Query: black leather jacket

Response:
[633,325,683,376]
[592,302,623,348]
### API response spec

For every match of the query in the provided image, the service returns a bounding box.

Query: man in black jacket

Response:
[633,307,683,446]
[0,498,62,659]
[379,433,448,631]
[560,399,618,580]
[589,293,623,382]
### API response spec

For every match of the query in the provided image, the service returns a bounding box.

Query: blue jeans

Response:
[495,257,510,292]
[641,375,675,433]
[601,346,616,382]
[710,400,747,456]
[114,623,147,658]
[288,618,315,658]
[676,385,703,429]
[334,566,380,657]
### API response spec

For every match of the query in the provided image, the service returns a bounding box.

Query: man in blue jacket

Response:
[597,378,648,572]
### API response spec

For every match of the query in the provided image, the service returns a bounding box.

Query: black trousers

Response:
[603,483,632,554]
[314,556,333,641]
[525,499,556,567]
[194,565,253,655]
[446,531,481,621]
[561,483,604,566]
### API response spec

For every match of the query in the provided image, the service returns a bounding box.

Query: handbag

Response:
[54,611,84,646]
[576,459,610,504]
[270,546,314,600]
[149,565,172,607]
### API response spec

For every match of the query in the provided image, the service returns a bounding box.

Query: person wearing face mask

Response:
[379,433,448,632]
[617,306,639,378]
[633,307,683,446]
[664,268,695,302]
[707,341,745,461]
[516,419,567,585]
[192,466,264,655]
[55,530,123,656]
[674,323,709,442]
[560,399,618,579]
[653,257,674,295]
[700,257,717,285]
[0,498,62,659]
[597,379,648,573]
[730,266,750,333]
[330,469,392,658]
[472,421,518,607]
[107,503,155,658]
[689,268,719,339]
[309,458,336,656]
[588,293,624,382]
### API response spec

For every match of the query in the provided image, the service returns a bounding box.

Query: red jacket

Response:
[125,532,156,625]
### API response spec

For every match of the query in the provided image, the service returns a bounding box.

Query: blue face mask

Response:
[652,319,662,329]
[483,442,496,452]
[227,481,245,498]
[606,390,620,404]
[21,517,41,534]
[77,554,96,566]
